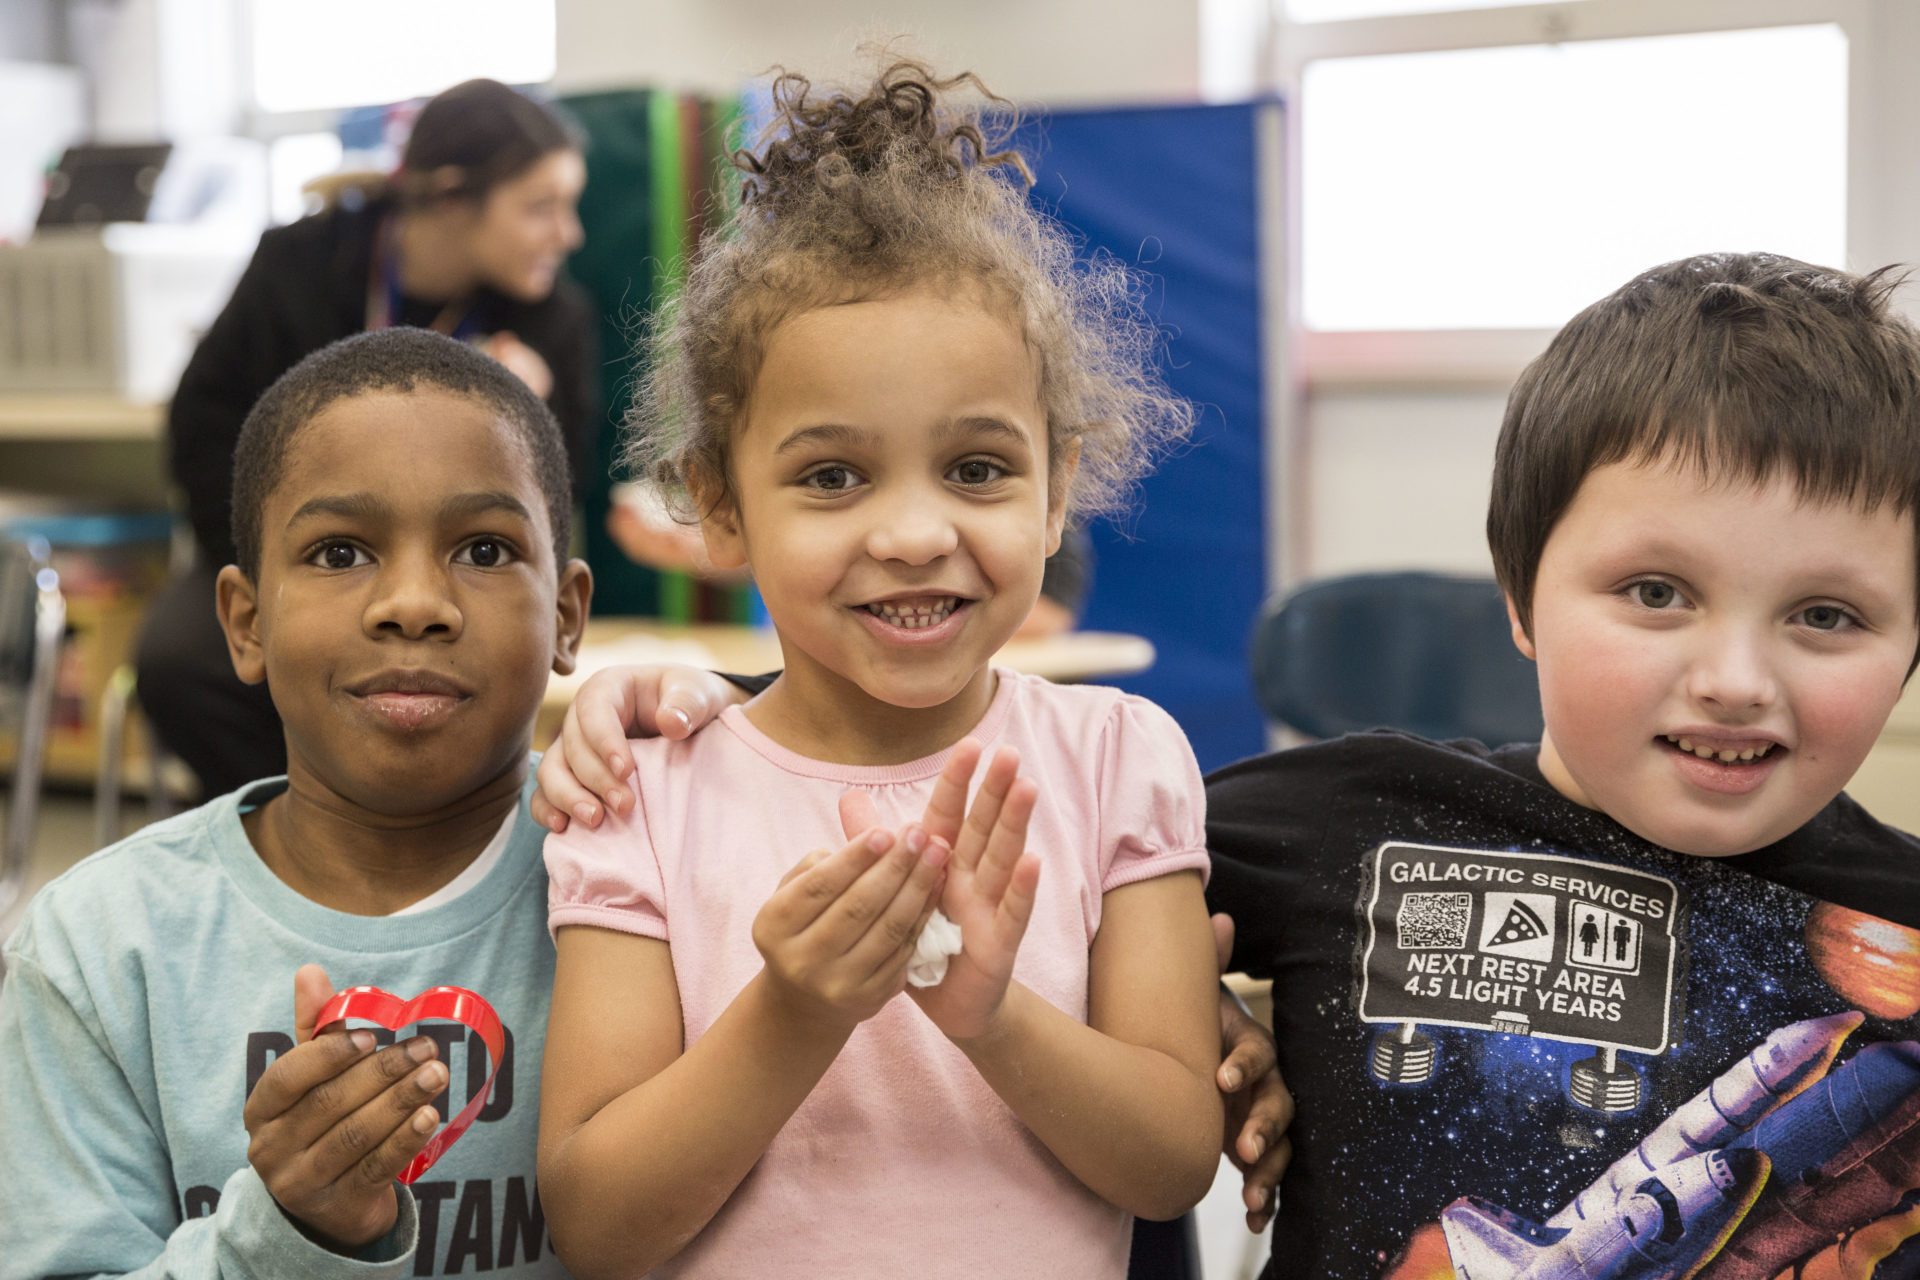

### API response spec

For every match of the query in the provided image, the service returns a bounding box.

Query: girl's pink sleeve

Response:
[1095,695,1211,893]
[543,743,671,942]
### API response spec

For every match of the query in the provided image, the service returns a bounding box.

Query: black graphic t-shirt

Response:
[1207,730,1920,1280]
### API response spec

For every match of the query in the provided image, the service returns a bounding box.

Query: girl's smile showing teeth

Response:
[859,596,967,630]
[852,594,975,648]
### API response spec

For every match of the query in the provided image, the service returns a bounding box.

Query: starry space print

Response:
[1205,730,1920,1280]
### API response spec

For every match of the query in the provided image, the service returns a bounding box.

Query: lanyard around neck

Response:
[366,216,483,340]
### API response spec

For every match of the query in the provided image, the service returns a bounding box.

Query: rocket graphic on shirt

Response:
[1438,1011,1873,1279]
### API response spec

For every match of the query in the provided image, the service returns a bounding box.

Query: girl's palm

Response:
[837,741,1042,1041]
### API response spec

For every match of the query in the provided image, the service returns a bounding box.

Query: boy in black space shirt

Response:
[1208,253,1920,1280]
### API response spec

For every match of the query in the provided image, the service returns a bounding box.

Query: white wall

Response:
[0,60,85,240]
[61,0,240,142]
[1283,0,1920,588]
[553,0,1202,105]
[1303,387,1508,579]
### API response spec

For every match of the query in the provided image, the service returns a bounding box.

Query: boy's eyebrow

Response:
[286,493,389,525]
[282,491,536,527]
[439,491,538,523]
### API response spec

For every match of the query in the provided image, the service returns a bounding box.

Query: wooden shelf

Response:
[0,395,166,440]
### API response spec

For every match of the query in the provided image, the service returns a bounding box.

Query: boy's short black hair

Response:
[1489,252,1920,640]
[231,328,573,579]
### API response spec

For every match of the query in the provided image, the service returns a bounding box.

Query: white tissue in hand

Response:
[907,908,963,988]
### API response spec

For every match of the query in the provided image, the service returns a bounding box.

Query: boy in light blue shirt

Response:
[0,328,600,1276]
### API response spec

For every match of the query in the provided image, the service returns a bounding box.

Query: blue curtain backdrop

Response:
[1017,102,1271,772]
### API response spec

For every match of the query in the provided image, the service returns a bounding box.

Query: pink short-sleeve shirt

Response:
[545,670,1210,1279]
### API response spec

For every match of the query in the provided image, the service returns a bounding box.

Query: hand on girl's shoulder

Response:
[533,663,746,835]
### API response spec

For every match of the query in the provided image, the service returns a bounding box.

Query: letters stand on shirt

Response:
[1569,1045,1642,1111]
[1371,1021,1437,1083]
[1368,1019,1644,1111]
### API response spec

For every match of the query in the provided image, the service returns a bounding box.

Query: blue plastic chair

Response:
[1250,572,1543,747]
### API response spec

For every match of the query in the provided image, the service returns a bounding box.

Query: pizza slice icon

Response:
[1479,892,1557,961]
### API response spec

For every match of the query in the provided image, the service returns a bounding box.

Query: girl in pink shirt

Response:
[537,59,1222,1279]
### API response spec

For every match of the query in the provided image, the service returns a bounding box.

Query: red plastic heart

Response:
[313,985,505,1185]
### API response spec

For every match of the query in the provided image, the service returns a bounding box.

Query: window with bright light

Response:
[1300,24,1848,331]
[1288,0,1585,21]
[249,0,556,113]
[268,133,345,224]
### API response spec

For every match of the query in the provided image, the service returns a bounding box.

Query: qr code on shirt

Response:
[1396,892,1472,950]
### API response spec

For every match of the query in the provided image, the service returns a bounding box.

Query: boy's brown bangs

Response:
[1617,397,1918,520]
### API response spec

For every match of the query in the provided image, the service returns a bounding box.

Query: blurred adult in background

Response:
[137,78,598,798]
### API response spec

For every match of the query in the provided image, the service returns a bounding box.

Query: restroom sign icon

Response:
[1568,903,1642,974]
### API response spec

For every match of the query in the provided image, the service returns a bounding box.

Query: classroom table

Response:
[538,619,1156,747]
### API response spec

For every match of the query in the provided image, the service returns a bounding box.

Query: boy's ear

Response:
[689,465,748,571]
[1045,436,1083,557]
[215,565,269,686]
[550,559,594,676]
[1504,592,1538,661]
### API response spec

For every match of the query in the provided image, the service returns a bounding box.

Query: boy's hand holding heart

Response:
[242,966,446,1252]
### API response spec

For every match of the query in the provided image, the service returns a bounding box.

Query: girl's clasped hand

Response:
[750,741,1038,1041]
[840,741,1039,1041]
[752,815,951,1034]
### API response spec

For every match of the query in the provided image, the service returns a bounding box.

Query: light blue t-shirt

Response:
[0,766,565,1278]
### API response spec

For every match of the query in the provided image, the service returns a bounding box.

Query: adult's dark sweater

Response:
[168,195,601,567]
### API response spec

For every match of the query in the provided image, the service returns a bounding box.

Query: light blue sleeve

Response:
[0,949,418,1279]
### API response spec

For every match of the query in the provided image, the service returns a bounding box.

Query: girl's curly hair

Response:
[624,57,1193,524]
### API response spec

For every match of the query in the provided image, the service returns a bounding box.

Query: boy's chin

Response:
[297,741,530,819]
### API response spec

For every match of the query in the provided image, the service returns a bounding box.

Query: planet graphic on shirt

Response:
[1804,901,1920,1020]
[1379,1222,1453,1280]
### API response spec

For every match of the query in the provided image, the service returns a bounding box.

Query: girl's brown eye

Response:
[949,459,1006,486]
[469,540,502,567]
[807,467,853,491]
[321,544,358,570]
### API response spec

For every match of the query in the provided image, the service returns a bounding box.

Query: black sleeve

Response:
[1205,743,1341,982]
[166,228,314,566]
[527,279,602,500]
[1039,524,1095,616]
[1729,792,1920,928]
